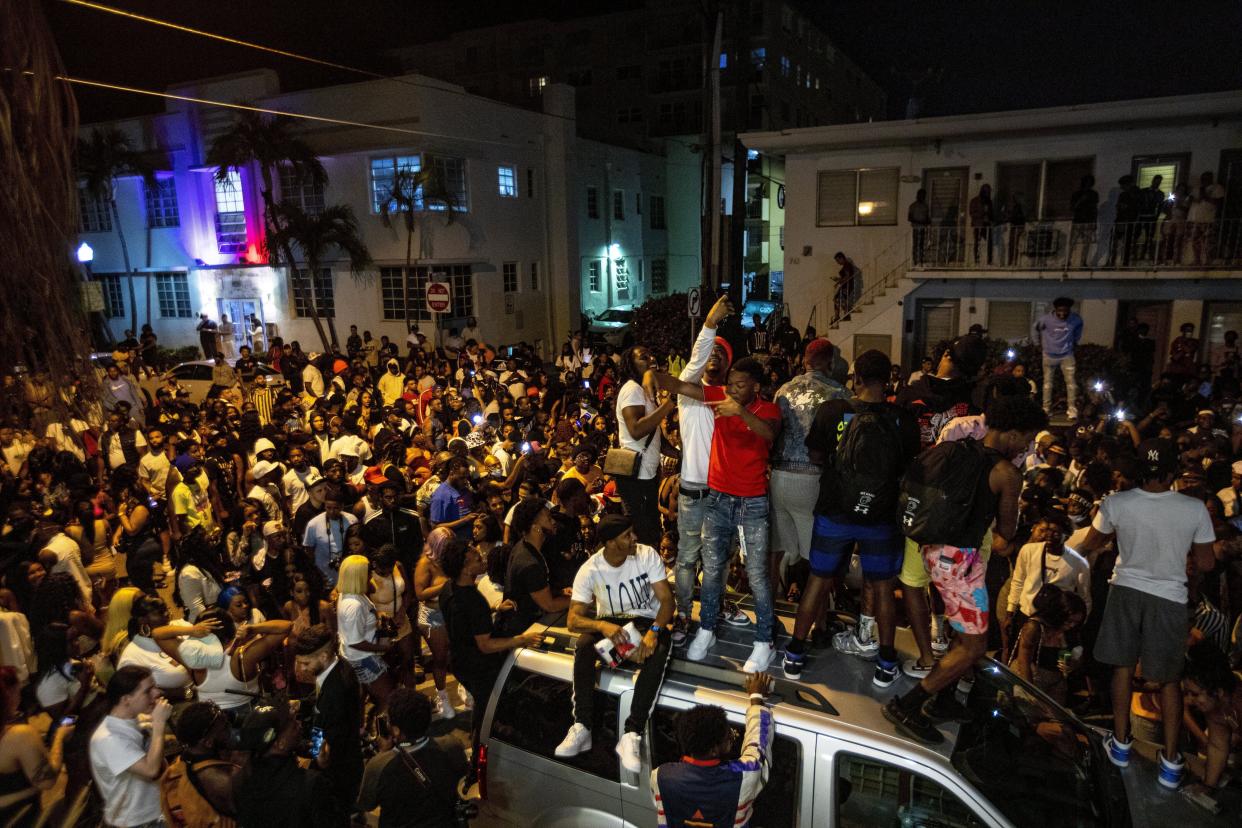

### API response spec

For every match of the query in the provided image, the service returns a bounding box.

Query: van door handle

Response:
[620,767,641,790]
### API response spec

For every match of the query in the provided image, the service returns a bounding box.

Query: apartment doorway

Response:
[911,299,959,367]
[923,167,969,264]
[1116,300,1170,386]
[217,298,266,351]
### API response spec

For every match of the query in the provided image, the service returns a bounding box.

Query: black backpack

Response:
[826,404,906,524]
[897,437,994,546]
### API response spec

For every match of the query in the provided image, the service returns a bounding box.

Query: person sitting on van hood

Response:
[651,673,774,828]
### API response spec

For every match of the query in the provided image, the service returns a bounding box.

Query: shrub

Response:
[631,292,692,358]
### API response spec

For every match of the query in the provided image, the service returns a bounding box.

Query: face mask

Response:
[1070,512,1089,526]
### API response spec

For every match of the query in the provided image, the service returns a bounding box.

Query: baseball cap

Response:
[303,470,326,489]
[1232,460,1242,476]
[262,520,286,538]
[253,438,276,455]
[173,453,198,473]
[1136,438,1177,478]
[803,338,834,366]
[251,459,278,479]
[596,514,634,544]
[363,466,388,486]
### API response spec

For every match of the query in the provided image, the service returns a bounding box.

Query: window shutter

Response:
[987,300,1033,342]
[858,168,899,225]
[1043,158,1094,220]
[816,170,855,226]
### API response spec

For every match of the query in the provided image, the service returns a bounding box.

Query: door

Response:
[1218,149,1242,261]
[923,167,969,263]
[217,299,264,349]
[1204,301,1242,373]
[912,299,960,366]
[1117,300,1171,385]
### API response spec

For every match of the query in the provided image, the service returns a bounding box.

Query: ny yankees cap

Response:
[1136,438,1177,477]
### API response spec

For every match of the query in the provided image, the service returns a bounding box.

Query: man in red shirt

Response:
[655,357,782,672]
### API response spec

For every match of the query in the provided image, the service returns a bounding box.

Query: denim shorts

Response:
[809,515,903,581]
[349,654,388,684]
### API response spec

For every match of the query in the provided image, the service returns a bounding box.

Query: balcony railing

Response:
[907,218,1242,272]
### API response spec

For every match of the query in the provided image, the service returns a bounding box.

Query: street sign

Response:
[426,281,452,314]
[687,287,702,318]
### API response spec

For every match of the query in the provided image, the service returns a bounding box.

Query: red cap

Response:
[804,337,835,365]
[363,466,387,485]
[713,336,734,368]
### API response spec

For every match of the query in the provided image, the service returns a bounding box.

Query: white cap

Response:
[254,437,276,455]
[251,459,278,479]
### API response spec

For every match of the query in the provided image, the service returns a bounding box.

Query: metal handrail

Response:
[831,232,911,325]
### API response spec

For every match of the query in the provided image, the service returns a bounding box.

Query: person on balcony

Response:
[908,189,931,266]
[1032,297,1083,421]
[1137,175,1166,261]
[968,184,994,265]
[1189,171,1226,265]
[1003,195,1027,266]
[1069,175,1099,268]
[832,252,861,323]
[1108,176,1141,267]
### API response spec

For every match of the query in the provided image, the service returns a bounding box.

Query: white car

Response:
[140,360,285,403]
[587,306,635,348]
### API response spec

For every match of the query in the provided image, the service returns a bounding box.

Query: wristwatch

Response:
[648,623,663,634]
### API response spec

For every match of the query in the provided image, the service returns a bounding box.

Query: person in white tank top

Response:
[178,608,291,715]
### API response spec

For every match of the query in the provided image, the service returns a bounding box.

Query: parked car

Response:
[139,360,284,403]
[472,612,1234,827]
[587,307,635,348]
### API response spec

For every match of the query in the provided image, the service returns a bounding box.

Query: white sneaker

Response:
[432,690,455,721]
[832,628,879,660]
[456,684,474,711]
[687,628,716,661]
[554,723,592,758]
[742,641,774,673]
[616,731,642,773]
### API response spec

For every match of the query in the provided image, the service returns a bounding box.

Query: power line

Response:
[48,73,529,148]
[57,0,583,125]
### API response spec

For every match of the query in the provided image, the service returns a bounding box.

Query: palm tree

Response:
[271,203,372,350]
[379,163,458,332]
[77,128,155,334]
[205,111,326,267]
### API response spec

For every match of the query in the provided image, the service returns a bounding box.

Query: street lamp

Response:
[76,241,94,263]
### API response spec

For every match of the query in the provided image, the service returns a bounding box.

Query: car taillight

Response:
[477,744,489,799]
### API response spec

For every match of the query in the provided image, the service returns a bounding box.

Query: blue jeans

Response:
[699,491,773,643]
[675,481,709,617]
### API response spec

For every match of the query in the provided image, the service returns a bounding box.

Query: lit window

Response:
[154,272,193,318]
[815,168,900,227]
[144,177,180,228]
[588,260,602,291]
[780,56,791,77]
[528,75,548,96]
[718,53,728,69]
[497,165,518,198]
[279,165,324,215]
[214,170,246,253]
[370,155,421,213]
[614,258,630,300]
[78,185,111,233]
[503,261,519,294]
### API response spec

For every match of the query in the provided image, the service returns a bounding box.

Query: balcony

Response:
[906,218,1242,277]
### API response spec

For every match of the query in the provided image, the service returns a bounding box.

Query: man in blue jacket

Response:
[651,673,774,828]
[1032,297,1084,420]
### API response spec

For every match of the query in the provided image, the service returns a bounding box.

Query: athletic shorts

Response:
[1094,584,1189,683]
[349,654,388,685]
[900,529,992,590]
[809,515,903,581]
[921,544,989,635]
[770,469,819,560]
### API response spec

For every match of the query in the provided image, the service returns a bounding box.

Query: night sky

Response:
[50,0,1242,124]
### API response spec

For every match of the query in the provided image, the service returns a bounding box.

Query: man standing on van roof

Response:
[651,672,774,828]
[557,514,675,773]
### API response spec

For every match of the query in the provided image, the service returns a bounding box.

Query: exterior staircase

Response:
[826,235,914,341]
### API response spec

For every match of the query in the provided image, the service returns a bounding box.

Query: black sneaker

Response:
[872,659,899,688]
[782,650,806,679]
[924,693,971,724]
[882,698,945,745]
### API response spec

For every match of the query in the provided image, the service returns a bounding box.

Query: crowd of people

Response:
[0,285,1240,825]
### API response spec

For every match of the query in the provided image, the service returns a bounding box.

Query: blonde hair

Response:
[336,554,371,596]
[103,587,143,658]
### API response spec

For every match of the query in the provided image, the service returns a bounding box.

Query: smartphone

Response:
[375,714,390,740]
[520,442,532,455]
[59,715,77,727]
[309,726,325,758]
[582,380,591,389]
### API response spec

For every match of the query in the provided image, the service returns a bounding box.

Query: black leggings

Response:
[573,617,671,734]
[614,475,661,546]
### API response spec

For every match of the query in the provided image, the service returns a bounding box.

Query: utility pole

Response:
[727,1,750,305]
[702,6,723,292]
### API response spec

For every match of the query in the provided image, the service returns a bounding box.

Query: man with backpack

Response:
[782,350,921,686]
[883,394,1047,745]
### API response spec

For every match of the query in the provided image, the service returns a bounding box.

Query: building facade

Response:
[743,91,1242,369]
[77,70,699,354]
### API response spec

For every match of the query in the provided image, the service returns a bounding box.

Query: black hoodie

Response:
[895,374,980,450]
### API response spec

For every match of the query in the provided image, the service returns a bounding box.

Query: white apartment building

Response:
[76,70,699,355]
[743,91,1242,369]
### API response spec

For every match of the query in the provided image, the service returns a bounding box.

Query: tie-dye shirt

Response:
[772,371,848,473]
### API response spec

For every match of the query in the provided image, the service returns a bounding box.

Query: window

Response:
[94,274,125,318]
[614,258,630,300]
[429,156,469,213]
[616,64,641,81]
[78,185,111,233]
[655,58,692,91]
[279,165,324,215]
[649,195,667,229]
[370,155,421,213]
[379,266,432,322]
[526,168,536,199]
[503,261,519,294]
[1132,153,1189,195]
[529,261,540,291]
[651,258,668,294]
[566,68,592,86]
[292,268,335,318]
[780,55,792,77]
[751,47,766,69]
[837,753,981,828]
[995,158,1094,220]
[613,190,625,220]
[497,165,518,198]
[635,192,642,215]
[616,107,644,125]
[987,300,1034,342]
[444,265,474,318]
[143,177,179,228]
[586,186,599,219]
[489,667,620,782]
[213,170,246,253]
[154,272,192,318]
[588,259,602,291]
[651,706,800,828]
[528,75,548,96]
[816,168,900,226]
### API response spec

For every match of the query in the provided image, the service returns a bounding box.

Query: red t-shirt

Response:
[704,386,779,497]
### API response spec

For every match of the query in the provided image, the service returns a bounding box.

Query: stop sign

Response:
[426,281,452,314]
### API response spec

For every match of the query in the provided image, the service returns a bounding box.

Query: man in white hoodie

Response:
[376,358,406,407]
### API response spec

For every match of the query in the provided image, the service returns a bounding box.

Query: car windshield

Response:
[951,659,1110,828]
[595,309,632,323]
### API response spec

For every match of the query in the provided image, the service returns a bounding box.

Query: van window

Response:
[650,706,800,828]
[836,752,984,828]
[489,666,620,782]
